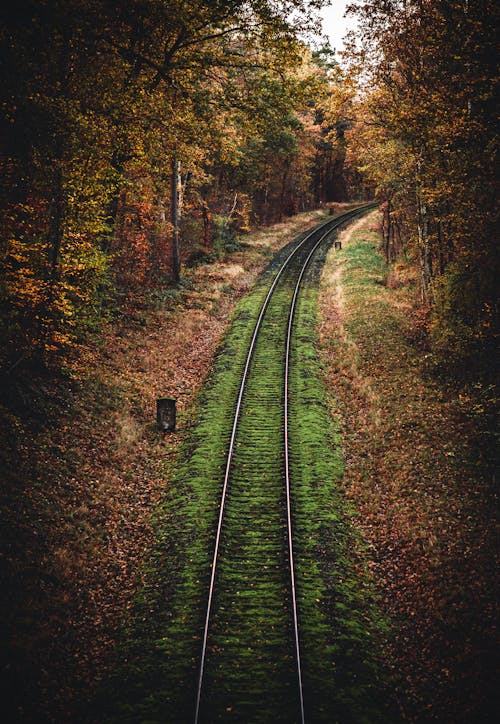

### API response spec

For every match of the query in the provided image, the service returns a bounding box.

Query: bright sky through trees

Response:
[319,1,357,52]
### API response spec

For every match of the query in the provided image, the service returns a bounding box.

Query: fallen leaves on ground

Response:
[1,208,336,722]
[318,212,498,722]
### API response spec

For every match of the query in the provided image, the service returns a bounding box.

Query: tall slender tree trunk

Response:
[171,157,180,283]
[201,200,211,249]
[416,158,432,301]
[103,150,128,253]
[437,218,446,275]
[263,185,269,226]
[394,217,406,260]
[417,194,432,301]
[383,200,392,263]
[279,167,288,222]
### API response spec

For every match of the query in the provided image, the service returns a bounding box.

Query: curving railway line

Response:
[193,204,376,723]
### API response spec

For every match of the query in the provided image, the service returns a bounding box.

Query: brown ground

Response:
[318,213,499,722]
[2,207,497,722]
[1,207,336,723]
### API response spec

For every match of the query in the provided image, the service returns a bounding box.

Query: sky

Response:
[319,1,358,53]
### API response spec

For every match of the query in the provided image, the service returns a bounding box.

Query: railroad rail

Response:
[194,204,377,723]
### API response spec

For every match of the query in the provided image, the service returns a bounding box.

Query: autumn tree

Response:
[0,0,329,368]
[345,0,498,379]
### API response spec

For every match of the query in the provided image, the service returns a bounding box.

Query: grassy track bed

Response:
[95,227,319,722]
[201,269,301,722]
[95,212,386,723]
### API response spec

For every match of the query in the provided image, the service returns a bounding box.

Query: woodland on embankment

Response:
[1,0,496,381]
[0,0,498,722]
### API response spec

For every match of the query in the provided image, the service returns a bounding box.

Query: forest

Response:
[0,0,498,722]
[0,0,496,380]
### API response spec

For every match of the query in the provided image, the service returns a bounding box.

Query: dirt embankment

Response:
[2,207,339,723]
[318,212,498,722]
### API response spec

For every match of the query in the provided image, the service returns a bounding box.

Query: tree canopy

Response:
[1,0,496,381]
[344,0,498,380]
[0,0,335,367]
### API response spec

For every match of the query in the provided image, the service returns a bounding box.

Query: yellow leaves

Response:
[4,236,41,266]
[49,329,74,349]
[8,277,45,308]
[6,249,30,265]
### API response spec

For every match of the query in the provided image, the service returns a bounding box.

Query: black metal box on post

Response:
[334,240,342,250]
[157,397,176,433]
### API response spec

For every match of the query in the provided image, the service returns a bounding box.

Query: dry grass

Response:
[317,211,498,722]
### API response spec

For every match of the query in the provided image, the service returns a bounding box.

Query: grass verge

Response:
[318,212,498,722]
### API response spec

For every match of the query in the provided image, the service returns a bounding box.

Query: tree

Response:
[0,0,330,368]
[345,0,498,379]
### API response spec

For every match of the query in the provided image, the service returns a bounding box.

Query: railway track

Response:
[194,204,376,723]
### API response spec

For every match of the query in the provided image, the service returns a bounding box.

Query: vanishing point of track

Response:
[194,205,376,723]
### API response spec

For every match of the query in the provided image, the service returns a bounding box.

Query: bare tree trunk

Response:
[437,218,444,275]
[279,168,288,222]
[417,193,432,300]
[390,220,396,263]
[263,185,269,225]
[394,216,407,260]
[201,200,211,249]
[383,200,392,263]
[227,192,238,220]
[416,158,432,301]
[171,157,180,283]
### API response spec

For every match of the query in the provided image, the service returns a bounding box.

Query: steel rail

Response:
[284,222,338,724]
[194,204,376,724]
[283,203,377,723]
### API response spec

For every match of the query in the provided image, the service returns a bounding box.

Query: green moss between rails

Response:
[92,220,389,723]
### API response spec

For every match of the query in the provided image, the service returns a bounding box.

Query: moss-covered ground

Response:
[94,214,388,723]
